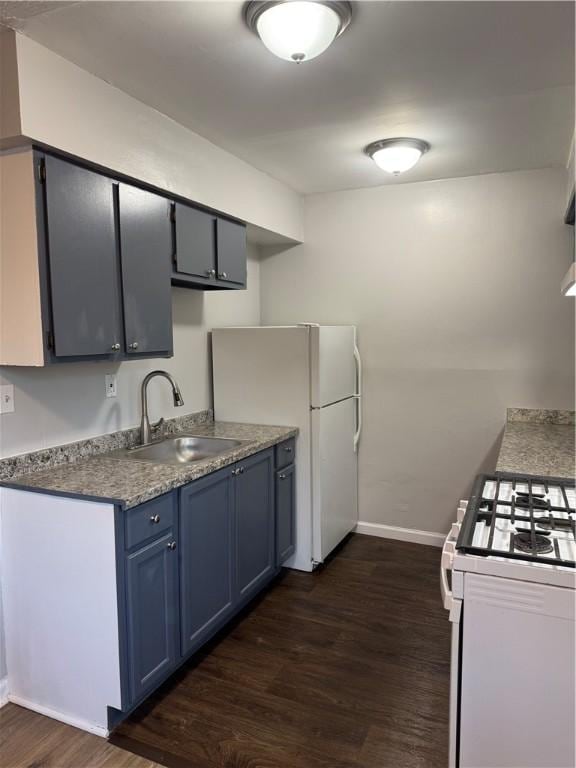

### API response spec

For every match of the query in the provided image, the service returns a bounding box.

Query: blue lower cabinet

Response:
[125,530,179,703]
[235,449,275,603]
[276,463,296,565]
[179,468,235,657]
[120,446,285,715]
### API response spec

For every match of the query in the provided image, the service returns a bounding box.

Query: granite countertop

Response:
[1,421,298,509]
[496,409,575,480]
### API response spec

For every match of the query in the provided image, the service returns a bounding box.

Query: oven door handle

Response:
[440,505,466,623]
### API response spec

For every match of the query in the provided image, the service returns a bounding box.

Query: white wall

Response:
[0,252,261,459]
[3,31,303,243]
[260,168,575,535]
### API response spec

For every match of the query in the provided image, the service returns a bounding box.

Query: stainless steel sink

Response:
[118,435,243,465]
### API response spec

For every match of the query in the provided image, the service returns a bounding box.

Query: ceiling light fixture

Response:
[364,138,431,176]
[244,1,353,63]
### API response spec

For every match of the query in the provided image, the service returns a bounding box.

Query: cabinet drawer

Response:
[125,493,176,550]
[275,438,296,470]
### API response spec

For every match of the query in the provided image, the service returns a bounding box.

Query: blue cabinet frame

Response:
[112,446,290,725]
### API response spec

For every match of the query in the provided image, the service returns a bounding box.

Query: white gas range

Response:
[442,473,576,768]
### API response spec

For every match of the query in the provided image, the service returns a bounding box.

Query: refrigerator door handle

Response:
[353,344,362,452]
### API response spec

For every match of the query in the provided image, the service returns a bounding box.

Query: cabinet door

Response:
[118,184,173,356]
[180,469,235,657]
[276,463,296,565]
[235,449,275,602]
[43,155,121,358]
[216,218,247,286]
[125,531,178,703]
[174,204,216,281]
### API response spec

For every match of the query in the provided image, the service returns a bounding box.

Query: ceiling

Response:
[1,1,574,195]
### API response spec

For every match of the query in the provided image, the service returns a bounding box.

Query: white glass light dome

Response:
[245,1,352,63]
[364,138,431,176]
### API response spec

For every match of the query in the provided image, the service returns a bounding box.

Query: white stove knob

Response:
[451,522,461,538]
[457,507,466,522]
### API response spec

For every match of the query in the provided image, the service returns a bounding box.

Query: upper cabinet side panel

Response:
[0,150,44,365]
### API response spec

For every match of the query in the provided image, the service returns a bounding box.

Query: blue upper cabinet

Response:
[172,203,217,286]
[43,155,122,359]
[172,203,247,291]
[216,218,247,287]
[118,184,173,358]
[38,153,175,363]
[235,449,275,603]
[0,146,248,366]
[179,468,235,658]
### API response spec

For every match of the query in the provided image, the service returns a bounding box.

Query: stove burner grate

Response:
[513,532,554,555]
[456,473,575,567]
[536,517,574,531]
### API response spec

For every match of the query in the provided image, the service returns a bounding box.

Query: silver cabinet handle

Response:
[218,271,228,279]
[231,468,240,476]
[150,514,161,524]
[111,343,120,351]
[239,466,245,474]
[129,342,139,350]
[284,446,293,453]
[279,473,287,480]
[167,541,177,551]
[205,269,216,278]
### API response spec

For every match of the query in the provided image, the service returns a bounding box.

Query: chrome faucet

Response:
[140,370,184,446]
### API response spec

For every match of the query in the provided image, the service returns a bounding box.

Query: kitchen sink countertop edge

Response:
[1,421,298,509]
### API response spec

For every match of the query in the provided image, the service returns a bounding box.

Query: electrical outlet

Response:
[0,385,15,414]
[105,374,117,398]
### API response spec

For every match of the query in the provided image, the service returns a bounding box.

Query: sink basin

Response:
[120,435,244,465]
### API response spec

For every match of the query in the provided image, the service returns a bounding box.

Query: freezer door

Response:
[311,397,358,563]
[309,325,357,407]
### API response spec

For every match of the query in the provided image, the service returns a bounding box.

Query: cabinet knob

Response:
[231,468,240,476]
[279,473,287,480]
[150,514,161,524]
[167,541,177,551]
[239,466,245,474]
[205,269,216,278]
[284,446,293,453]
[129,342,139,350]
[218,271,228,279]
[111,343,120,351]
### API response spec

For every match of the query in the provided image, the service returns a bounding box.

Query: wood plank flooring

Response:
[111,535,450,768]
[0,703,161,767]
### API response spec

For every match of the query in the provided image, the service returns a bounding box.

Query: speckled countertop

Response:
[1,421,298,509]
[496,409,575,480]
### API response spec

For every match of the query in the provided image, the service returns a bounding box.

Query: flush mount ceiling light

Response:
[364,138,431,176]
[244,1,353,63]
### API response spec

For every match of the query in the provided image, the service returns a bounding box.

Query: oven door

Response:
[441,502,466,768]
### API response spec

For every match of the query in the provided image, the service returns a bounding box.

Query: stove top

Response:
[456,474,575,568]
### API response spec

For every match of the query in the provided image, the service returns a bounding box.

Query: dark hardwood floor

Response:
[111,534,450,768]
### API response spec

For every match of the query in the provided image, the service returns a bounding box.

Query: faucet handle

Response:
[151,417,165,433]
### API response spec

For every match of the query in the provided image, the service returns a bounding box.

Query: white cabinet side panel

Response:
[212,326,314,570]
[1,489,121,731]
[460,573,575,768]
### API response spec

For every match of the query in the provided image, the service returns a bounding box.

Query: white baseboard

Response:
[0,677,8,708]
[7,694,108,737]
[355,521,445,548]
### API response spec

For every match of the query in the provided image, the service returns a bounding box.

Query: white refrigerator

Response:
[212,324,362,572]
